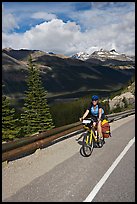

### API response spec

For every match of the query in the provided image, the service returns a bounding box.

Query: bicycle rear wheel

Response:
[82,132,93,157]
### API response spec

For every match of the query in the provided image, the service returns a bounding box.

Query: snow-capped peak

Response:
[71,51,90,60]
[109,49,120,55]
[71,48,133,62]
[90,48,133,61]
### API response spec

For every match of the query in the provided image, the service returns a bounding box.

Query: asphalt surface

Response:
[2,114,135,202]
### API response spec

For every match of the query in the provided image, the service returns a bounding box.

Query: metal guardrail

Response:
[2,121,82,153]
[107,109,135,122]
[2,109,135,162]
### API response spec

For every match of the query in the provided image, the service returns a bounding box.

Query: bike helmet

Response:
[92,95,99,101]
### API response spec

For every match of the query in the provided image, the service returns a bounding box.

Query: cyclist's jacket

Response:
[88,103,105,121]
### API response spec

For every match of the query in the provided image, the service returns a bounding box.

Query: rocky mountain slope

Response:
[109,80,135,111]
[2,48,135,105]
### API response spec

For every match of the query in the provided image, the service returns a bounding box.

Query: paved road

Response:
[2,115,135,202]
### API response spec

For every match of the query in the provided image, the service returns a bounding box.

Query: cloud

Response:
[31,11,57,21]
[2,19,82,55]
[71,2,135,30]
[68,2,135,55]
[91,2,134,10]
[2,2,135,56]
[2,4,19,32]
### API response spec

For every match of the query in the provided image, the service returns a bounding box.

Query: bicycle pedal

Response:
[98,140,103,147]
[98,138,103,142]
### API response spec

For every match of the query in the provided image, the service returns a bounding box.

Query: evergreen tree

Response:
[20,56,54,136]
[100,99,110,115]
[122,96,128,109]
[2,95,18,141]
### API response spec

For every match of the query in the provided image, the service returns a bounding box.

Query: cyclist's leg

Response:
[97,120,103,140]
[91,116,98,139]
[91,117,103,147]
[99,114,106,139]
[98,114,106,146]
[93,122,96,127]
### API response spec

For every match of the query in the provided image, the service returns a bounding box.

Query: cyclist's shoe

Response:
[102,137,105,144]
[102,140,105,145]
[93,141,98,148]
[98,141,103,148]
[98,137,104,148]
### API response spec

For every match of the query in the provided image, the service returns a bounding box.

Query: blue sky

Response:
[2,2,135,56]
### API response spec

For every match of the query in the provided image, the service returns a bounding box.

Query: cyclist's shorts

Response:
[91,114,106,122]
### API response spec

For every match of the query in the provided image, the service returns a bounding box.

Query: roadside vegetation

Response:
[2,59,135,142]
[2,56,54,142]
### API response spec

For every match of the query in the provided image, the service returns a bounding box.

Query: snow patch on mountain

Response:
[71,51,90,60]
[71,48,134,62]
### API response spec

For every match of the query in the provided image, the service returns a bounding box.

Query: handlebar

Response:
[82,119,91,124]
[81,118,95,125]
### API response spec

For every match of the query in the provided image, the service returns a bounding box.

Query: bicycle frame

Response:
[83,124,98,144]
[81,119,104,156]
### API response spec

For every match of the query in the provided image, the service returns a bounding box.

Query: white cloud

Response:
[2,4,19,33]
[2,3,135,56]
[68,3,135,55]
[2,19,82,55]
[31,11,57,21]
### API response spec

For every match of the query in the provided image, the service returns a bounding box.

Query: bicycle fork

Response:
[85,132,92,145]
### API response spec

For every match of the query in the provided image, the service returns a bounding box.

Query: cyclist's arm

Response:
[80,109,89,121]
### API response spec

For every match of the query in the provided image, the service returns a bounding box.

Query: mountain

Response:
[71,51,90,61]
[2,48,135,106]
[109,80,135,111]
[71,48,135,67]
[89,48,134,61]
[2,48,69,61]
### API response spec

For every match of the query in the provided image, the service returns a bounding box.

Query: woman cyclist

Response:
[80,95,105,144]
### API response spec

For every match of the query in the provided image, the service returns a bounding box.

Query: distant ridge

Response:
[71,48,135,62]
[2,48,135,104]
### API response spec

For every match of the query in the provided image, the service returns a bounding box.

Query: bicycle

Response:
[81,119,104,157]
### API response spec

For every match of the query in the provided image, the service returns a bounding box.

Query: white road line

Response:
[83,137,135,202]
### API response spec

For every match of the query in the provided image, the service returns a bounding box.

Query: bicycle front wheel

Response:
[82,132,93,157]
